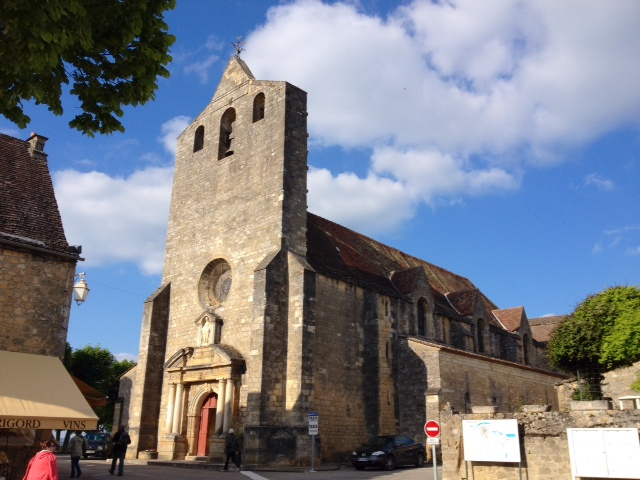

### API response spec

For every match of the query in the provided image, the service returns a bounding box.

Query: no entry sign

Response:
[425,420,440,438]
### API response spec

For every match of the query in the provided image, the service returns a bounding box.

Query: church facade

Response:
[123,57,564,465]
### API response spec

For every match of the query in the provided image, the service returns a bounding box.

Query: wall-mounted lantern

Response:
[73,272,90,306]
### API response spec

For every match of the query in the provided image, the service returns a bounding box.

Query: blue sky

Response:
[2,0,639,361]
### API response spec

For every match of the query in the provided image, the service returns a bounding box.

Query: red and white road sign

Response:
[425,420,440,438]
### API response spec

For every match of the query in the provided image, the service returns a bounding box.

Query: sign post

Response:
[308,412,319,472]
[425,420,440,480]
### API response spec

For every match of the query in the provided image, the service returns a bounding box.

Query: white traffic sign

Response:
[425,420,441,438]
[308,412,318,436]
[427,437,440,445]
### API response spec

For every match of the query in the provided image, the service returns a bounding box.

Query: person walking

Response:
[223,428,241,471]
[109,425,131,476]
[23,439,59,480]
[68,431,86,478]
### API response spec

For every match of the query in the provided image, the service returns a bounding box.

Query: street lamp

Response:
[73,272,90,306]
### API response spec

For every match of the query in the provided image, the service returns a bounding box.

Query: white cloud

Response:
[584,173,614,191]
[183,55,220,84]
[115,353,138,363]
[158,116,191,155]
[54,167,173,275]
[241,0,640,232]
[308,167,415,235]
[0,126,21,137]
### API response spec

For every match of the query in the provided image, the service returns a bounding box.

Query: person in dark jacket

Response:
[109,425,131,476]
[223,428,241,471]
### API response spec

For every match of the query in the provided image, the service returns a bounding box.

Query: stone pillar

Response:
[186,413,199,456]
[223,379,234,432]
[165,383,176,433]
[215,379,226,434]
[172,383,184,434]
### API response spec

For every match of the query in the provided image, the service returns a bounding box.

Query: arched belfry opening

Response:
[218,108,236,159]
[193,125,204,152]
[253,93,265,122]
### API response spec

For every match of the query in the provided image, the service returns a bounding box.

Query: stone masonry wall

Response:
[440,408,640,480]
[312,275,368,462]
[0,246,76,357]
[438,348,561,414]
[143,58,310,463]
[603,360,640,407]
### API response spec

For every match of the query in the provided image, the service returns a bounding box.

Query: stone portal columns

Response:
[172,383,184,433]
[165,383,177,433]
[223,379,234,433]
[214,379,226,434]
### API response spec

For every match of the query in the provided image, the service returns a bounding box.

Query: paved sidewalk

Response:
[55,455,442,479]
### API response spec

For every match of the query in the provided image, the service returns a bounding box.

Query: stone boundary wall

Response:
[440,407,640,480]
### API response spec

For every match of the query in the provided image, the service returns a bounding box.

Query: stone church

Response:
[122,57,564,465]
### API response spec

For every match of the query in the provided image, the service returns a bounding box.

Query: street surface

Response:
[56,456,443,480]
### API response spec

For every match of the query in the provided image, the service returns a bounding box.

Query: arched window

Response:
[417,298,428,336]
[218,108,236,159]
[214,318,223,344]
[253,93,265,122]
[193,125,204,152]
[477,318,486,353]
[523,333,532,365]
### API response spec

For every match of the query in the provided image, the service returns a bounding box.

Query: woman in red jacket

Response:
[23,439,59,480]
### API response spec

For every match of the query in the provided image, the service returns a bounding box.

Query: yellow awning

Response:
[0,351,99,430]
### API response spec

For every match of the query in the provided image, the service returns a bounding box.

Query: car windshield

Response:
[366,436,395,447]
[85,433,108,442]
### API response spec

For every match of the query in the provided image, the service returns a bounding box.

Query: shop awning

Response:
[71,375,108,407]
[0,351,99,430]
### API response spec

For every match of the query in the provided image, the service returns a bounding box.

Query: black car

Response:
[83,432,113,459]
[350,435,425,471]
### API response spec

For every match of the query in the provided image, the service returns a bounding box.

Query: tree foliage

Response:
[64,343,136,430]
[0,0,175,136]
[547,286,640,373]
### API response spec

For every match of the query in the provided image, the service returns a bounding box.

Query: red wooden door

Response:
[197,394,217,456]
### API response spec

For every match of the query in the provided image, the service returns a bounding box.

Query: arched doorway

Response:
[197,393,218,456]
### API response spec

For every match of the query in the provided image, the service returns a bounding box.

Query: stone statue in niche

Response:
[195,315,213,346]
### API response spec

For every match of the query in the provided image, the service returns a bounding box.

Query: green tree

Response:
[547,285,640,398]
[0,0,175,136]
[65,344,136,430]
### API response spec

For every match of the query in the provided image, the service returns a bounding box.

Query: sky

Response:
[2,0,639,362]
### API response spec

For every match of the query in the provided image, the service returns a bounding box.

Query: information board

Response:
[567,428,640,480]
[462,419,520,463]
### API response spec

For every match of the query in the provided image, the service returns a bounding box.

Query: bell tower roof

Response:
[213,56,256,101]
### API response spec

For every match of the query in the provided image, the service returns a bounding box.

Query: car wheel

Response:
[383,455,395,471]
[102,451,108,460]
[415,452,425,467]
[354,465,365,470]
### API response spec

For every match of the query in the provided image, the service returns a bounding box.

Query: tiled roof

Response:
[529,315,566,342]
[306,212,479,303]
[492,306,526,332]
[0,133,75,255]
[446,289,478,316]
[445,289,503,328]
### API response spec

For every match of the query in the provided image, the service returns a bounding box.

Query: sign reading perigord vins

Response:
[462,419,520,463]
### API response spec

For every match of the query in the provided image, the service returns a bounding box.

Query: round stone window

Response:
[199,259,232,307]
